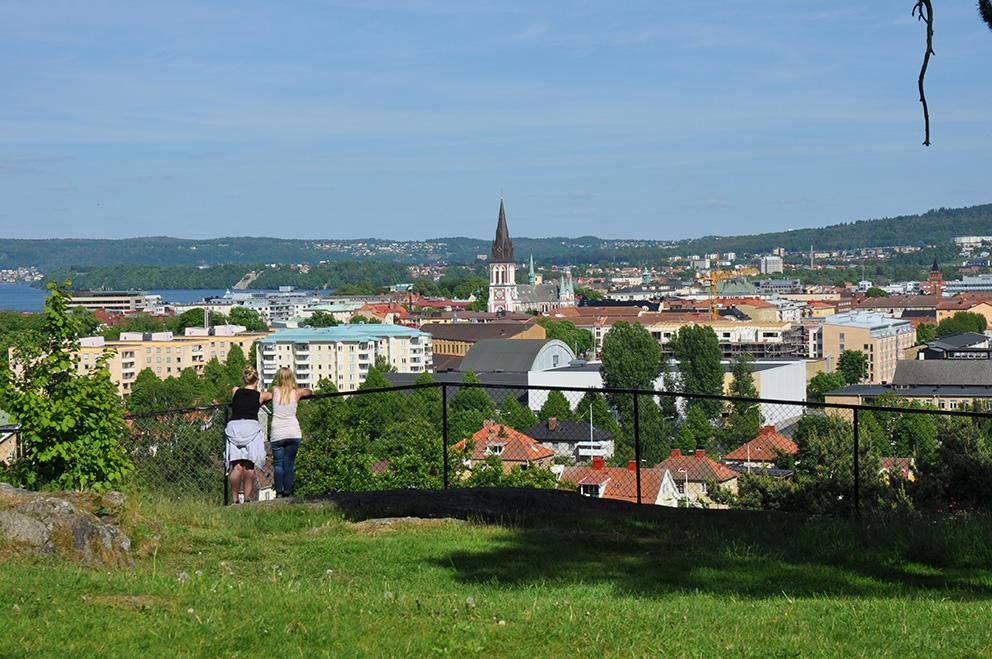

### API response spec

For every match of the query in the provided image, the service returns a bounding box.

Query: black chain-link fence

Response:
[119,382,992,515]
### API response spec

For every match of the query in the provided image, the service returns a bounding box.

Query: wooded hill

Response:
[3,203,989,272]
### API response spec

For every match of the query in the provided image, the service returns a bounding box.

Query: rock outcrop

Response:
[0,483,132,567]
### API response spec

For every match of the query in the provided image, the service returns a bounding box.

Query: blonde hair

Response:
[274,367,296,403]
[243,366,259,386]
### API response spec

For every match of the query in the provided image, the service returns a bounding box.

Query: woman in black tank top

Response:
[225,366,272,503]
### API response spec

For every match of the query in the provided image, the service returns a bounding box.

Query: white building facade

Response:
[256,325,433,391]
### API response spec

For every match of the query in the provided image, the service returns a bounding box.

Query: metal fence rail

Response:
[115,381,992,514]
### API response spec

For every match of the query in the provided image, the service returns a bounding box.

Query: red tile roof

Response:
[656,449,739,483]
[561,462,671,504]
[722,426,798,462]
[452,423,555,464]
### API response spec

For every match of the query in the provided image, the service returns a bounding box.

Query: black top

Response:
[230,388,261,421]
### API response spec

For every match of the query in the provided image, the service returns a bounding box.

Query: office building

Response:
[68,290,158,313]
[821,311,915,384]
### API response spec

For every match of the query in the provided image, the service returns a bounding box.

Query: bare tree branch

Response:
[913,0,935,146]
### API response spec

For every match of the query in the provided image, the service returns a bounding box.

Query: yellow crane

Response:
[695,256,759,320]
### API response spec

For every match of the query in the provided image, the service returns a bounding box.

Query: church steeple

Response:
[491,198,514,262]
[528,254,536,285]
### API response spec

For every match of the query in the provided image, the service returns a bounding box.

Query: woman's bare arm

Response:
[297,388,313,400]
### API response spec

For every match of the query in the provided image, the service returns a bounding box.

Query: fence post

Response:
[222,405,231,506]
[441,383,449,489]
[633,392,642,505]
[852,407,860,516]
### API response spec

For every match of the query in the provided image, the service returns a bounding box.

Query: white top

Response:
[270,389,302,442]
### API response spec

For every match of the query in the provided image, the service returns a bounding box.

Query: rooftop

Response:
[259,324,427,343]
[823,311,912,331]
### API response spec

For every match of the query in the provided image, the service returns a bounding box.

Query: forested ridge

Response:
[3,203,990,273]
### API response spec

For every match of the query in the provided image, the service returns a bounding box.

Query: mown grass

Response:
[2,495,992,657]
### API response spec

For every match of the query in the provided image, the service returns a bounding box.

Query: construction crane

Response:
[695,255,759,321]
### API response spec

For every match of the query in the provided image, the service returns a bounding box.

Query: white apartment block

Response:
[67,326,269,396]
[257,325,433,392]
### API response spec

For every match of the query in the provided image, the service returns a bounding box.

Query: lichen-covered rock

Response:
[0,483,132,567]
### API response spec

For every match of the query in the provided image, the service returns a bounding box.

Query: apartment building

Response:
[645,318,805,359]
[821,311,915,384]
[72,326,268,396]
[257,325,433,391]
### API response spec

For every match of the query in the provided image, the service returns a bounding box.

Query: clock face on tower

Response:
[493,289,504,300]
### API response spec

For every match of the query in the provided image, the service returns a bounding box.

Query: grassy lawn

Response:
[2,494,991,657]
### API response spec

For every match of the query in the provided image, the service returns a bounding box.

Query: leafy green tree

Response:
[2,281,131,491]
[227,306,267,331]
[408,372,442,426]
[224,344,248,385]
[916,323,937,344]
[349,315,382,324]
[344,368,406,439]
[462,455,557,489]
[936,311,988,338]
[298,378,344,441]
[612,395,672,466]
[538,390,573,421]
[499,394,539,432]
[574,286,604,301]
[100,313,168,340]
[451,372,495,418]
[670,325,724,419]
[203,357,233,402]
[575,391,619,433]
[726,353,760,442]
[304,310,339,327]
[534,317,594,356]
[601,321,662,393]
[807,371,848,402]
[372,418,443,489]
[915,417,992,512]
[865,287,890,298]
[837,350,868,385]
[294,427,378,496]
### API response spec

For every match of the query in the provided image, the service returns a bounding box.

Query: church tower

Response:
[929,259,943,300]
[488,199,517,313]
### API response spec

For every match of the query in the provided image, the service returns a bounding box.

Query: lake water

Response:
[0,283,231,312]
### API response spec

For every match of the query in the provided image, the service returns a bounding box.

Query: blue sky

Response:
[1,1,991,241]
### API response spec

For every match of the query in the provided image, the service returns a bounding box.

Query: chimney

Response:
[670,448,681,458]
[592,456,605,470]
[483,419,494,428]
[695,449,706,458]
[547,417,557,431]
[761,425,775,434]
[627,460,637,472]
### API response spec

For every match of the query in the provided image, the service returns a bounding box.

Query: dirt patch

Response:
[350,517,468,535]
[82,594,165,610]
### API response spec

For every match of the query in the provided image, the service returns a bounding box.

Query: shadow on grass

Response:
[301,487,992,601]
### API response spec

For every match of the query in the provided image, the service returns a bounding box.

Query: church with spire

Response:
[487,198,576,314]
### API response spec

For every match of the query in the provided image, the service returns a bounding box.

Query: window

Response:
[486,444,505,456]
[579,484,601,497]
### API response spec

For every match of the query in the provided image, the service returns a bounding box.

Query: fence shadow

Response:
[304,488,992,602]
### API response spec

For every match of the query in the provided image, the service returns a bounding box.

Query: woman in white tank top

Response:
[270,367,312,497]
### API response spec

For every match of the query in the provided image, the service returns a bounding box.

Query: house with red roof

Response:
[452,421,555,474]
[356,303,409,324]
[560,456,679,507]
[656,448,740,506]
[722,425,798,473]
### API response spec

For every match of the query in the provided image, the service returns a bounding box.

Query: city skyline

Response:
[2,2,992,240]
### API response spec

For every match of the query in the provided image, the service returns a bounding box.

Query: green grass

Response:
[2,497,992,657]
